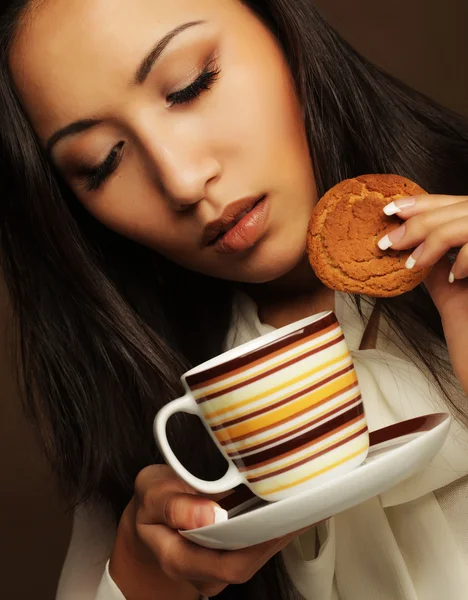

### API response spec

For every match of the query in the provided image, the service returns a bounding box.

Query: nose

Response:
[147,137,221,212]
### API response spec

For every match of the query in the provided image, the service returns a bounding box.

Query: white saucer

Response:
[181,413,451,550]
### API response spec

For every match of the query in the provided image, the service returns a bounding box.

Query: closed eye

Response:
[167,59,220,106]
[77,141,125,192]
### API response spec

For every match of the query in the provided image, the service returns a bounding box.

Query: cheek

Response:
[217,51,306,168]
[78,186,174,251]
[84,194,150,240]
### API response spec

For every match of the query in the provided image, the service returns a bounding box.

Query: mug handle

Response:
[154,393,244,495]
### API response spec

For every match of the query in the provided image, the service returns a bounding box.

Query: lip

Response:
[212,195,269,254]
[201,195,267,248]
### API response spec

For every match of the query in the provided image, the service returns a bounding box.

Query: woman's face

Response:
[11,0,317,283]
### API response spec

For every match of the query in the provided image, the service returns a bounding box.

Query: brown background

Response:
[1,1,467,598]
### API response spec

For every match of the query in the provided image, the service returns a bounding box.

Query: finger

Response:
[450,243,468,282]
[167,528,303,584]
[140,527,229,582]
[141,519,312,596]
[377,202,468,252]
[424,257,468,314]
[141,527,281,588]
[212,525,313,585]
[424,258,468,394]
[383,194,468,219]
[139,487,225,530]
[403,216,468,271]
[134,466,226,530]
[213,537,288,586]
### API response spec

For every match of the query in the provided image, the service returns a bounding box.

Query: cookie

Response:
[307,174,431,297]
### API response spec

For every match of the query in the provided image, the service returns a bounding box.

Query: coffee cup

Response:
[154,311,369,502]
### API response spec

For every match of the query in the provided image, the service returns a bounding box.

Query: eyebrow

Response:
[45,20,206,155]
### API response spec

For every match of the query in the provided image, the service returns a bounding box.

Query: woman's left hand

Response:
[377,194,468,395]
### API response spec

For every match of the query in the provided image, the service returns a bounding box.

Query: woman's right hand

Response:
[109,465,302,599]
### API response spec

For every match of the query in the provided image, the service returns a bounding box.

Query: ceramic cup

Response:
[154,311,369,502]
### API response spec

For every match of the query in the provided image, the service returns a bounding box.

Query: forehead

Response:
[10,0,232,139]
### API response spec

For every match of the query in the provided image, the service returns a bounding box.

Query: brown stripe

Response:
[246,426,368,483]
[198,333,345,404]
[186,313,337,387]
[238,412,364,472]
[212,363,355,432]
[227,392,362,458]
[368,413,446,446]
[233,403,365,469]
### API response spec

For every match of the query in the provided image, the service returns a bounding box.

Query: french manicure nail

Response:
[383,197,416,216]
[405,243,424,270]
[213,506,228,524]
[195,504,217,528]
[377,225,406,250]
[405,255,417,270]
[378,234,392,250]
[449,271,455,284]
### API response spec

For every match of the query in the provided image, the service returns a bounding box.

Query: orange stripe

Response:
[225,388,361,451]
[214,370,357,444]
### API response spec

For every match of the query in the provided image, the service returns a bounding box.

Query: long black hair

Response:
[1,1,467,599]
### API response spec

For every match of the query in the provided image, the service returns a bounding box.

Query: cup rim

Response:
[184,310,335,385]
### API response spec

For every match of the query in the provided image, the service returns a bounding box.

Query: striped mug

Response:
[154,311,369,502]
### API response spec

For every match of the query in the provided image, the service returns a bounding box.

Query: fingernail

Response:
[405,243,424,270]
[383,197,416,216]
[195,504,228,528]
[378,225,406,250]
[213,506,228,524]
[195,504,217,528]
[449,271,455,284]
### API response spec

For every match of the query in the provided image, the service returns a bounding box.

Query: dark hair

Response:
[1,1,467,599]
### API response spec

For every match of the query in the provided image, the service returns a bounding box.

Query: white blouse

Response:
[56,293,468,600]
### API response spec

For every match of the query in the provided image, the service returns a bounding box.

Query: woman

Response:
[1,0,468,598]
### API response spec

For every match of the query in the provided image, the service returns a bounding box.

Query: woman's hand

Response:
[109,465,302,600]
[377,194,468,394]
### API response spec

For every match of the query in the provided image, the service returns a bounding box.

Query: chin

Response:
[227,242,307,284]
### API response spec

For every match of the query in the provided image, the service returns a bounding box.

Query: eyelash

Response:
[82,141,125,192]
[81,60,221,193]
[168,59,221,106]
